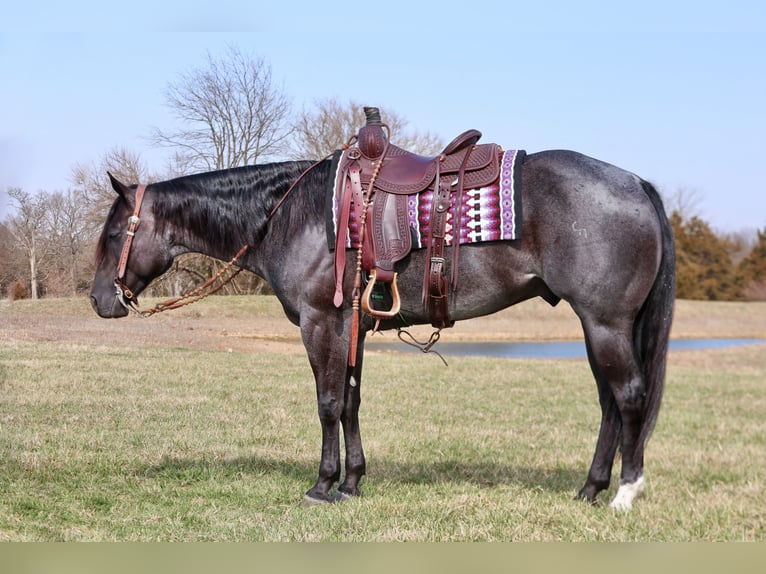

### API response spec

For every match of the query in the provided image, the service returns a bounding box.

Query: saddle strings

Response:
[396,328,448,366]
[345,126,449,367]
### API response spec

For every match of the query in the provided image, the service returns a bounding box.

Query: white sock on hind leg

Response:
[609,475,645,511]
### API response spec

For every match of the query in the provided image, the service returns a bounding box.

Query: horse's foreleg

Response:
[304,386,343,504]
[302,327,346,504]
[302,315,366,504]
[337,342,366,499]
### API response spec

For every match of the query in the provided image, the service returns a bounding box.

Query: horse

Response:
[90,148,675,511]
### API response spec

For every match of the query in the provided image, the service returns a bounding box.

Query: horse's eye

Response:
[108,228,121,239]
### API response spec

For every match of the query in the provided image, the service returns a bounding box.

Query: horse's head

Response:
[90,173,173,318]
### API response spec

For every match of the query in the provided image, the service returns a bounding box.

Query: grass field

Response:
[0,296,764,541]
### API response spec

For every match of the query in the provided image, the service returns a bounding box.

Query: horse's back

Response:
[523,149,651,205]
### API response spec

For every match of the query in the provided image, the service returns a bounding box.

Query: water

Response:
[365,338,766,359]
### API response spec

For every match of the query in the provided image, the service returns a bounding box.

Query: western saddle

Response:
[334,107,501,348]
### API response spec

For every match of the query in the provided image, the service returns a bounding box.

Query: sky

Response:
[1,1,765,232]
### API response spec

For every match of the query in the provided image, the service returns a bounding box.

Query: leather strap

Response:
[422,157,456,329]
[334,161,360,307]
[426,179,454,329]
[116,184,147,284]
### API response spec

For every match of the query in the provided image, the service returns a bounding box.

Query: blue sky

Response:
[2,1,764,232]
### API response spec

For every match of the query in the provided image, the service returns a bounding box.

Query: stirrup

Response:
[361,269,401,319]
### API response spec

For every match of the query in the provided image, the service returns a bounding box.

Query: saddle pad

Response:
[327,148,525,251]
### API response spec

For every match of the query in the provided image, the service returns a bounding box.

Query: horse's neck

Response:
[160,187,266,263]
[174,225,249,262]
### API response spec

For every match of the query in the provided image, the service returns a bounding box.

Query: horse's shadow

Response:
[370,459,583,493]
[137,454,583,495]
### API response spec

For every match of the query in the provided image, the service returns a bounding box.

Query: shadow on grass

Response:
[136,454,583,495]
[136,455,315,483]
[371,459,584,493]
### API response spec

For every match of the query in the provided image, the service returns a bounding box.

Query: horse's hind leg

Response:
[578,317,647,510]
[577,332,622,503]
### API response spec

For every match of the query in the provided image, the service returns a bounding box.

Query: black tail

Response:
[634,180,676,446]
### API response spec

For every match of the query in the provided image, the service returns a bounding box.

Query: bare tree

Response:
[6,188,49,299]
[3,186,97,298]
[149,46,293,171]
[144,48,293,297]
[723,227,757,266]
[44,189,95,295]
[72,146,151,230]
[290,98,443,159]
[0,221,26,298]
[663,185,705,220]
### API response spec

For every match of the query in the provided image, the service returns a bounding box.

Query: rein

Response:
[114,158,330,318]
[133,245,250,317]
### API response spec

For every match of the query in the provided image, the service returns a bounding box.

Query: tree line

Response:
[1,47,765,302]
[671,212,766,301]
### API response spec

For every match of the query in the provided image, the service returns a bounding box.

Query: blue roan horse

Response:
[91,146,675,511]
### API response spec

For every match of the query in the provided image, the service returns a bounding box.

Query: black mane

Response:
[151,160,329,248]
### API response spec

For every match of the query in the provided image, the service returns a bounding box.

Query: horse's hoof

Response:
[574,492,599,506]
[333,489,360,503]
[303,493,332,506]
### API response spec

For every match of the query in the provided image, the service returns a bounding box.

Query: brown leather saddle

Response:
[334,107,501,329]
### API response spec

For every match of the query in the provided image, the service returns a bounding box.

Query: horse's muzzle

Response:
[90,293,129,318]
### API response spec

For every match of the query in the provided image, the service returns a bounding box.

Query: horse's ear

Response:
[107,172,131,199]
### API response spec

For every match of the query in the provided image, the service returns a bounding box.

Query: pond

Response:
[365,338,766,359]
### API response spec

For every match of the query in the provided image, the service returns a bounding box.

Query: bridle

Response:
[113,184,147,313]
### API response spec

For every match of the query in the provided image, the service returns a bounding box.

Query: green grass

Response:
[1,327,765,541]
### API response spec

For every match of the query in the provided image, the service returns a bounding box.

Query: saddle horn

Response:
[358,106,387,160]
[363,106,382,125]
